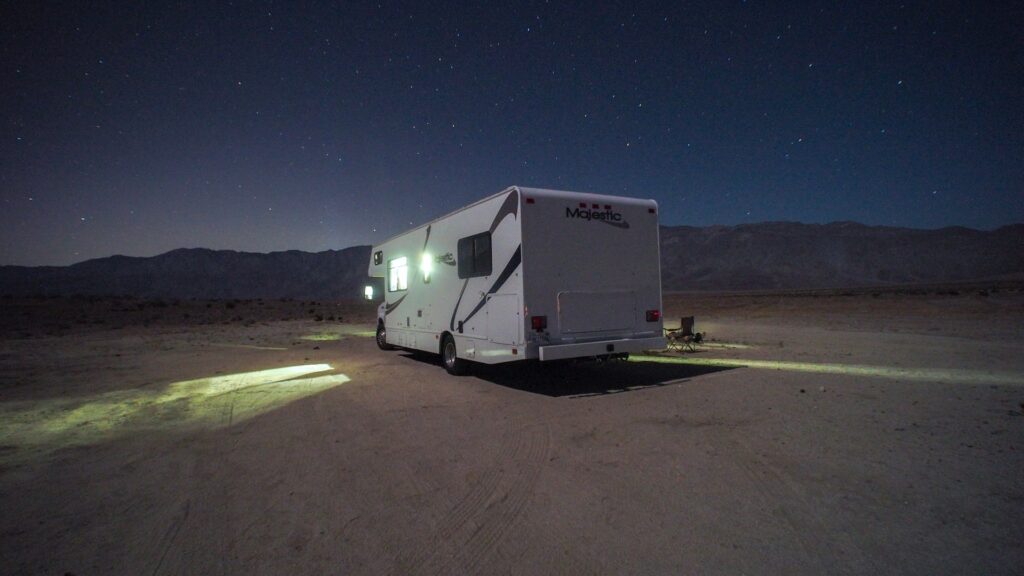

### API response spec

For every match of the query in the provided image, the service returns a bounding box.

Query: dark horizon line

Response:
[3,219,1022,269]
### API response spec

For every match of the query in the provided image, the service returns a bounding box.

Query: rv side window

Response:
[457,232,492,279]
[388,256,408,292]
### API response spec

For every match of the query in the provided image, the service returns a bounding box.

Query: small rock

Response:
[799,389,806,394]
[819,386,826,392]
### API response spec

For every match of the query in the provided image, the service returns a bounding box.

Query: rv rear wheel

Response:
[376,322,394,350]
[441,334,469,376]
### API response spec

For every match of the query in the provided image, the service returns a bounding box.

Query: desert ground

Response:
[1,285,1023,575]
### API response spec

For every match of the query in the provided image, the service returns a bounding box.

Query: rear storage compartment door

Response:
[557,291,635,334]
[487,294,520,345]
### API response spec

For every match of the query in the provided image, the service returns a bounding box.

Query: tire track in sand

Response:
[729,436,875,574]
[308,389,451,575]
[150,499,191,576]
[394,414,551,575]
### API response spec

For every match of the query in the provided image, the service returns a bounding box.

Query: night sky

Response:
[2,2,1022,265]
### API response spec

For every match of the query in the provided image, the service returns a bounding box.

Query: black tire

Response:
[441,334,469,376]
[376,322,394,350]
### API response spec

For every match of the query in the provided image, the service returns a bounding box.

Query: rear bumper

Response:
[538,336,666,362]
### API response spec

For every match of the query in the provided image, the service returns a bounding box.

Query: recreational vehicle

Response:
[366,186,665,374]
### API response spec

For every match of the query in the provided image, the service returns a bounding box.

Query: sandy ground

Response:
[1,287,1023,575]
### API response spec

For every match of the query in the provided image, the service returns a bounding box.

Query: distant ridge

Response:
[1,223,1021,298]
[660,222,1024,291]
[0,246,373,300]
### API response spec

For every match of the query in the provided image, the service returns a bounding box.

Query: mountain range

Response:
[2,222,1021,299]
[659,221,1024,291]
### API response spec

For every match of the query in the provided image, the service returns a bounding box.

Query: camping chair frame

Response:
[664,316,699,352]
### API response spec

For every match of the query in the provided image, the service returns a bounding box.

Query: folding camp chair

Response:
[665,316,701,352]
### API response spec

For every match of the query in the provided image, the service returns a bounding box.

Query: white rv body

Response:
[367,186,665,367]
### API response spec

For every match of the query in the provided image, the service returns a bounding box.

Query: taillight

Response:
[646,309,661,322]
[531,315,547,331]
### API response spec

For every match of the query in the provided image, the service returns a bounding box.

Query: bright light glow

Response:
[300,326,376,340]
[629,355,1023,386]
[0,364,349,464]
[209,343,288,350]
[364,285,374,300]
[300,333,342,341]
[700,342,753,350]
[421,252,433,282]
[389,257,408,292]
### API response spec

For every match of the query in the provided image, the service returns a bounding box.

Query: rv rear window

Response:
[388,256,408,292]
[457,232,492,279]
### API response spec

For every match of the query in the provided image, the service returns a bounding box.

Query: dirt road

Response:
[1,293,1023,574]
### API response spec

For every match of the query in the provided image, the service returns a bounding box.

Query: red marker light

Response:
[531,315,547,331]
[646,310,661,322]
[526,197,535,204]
